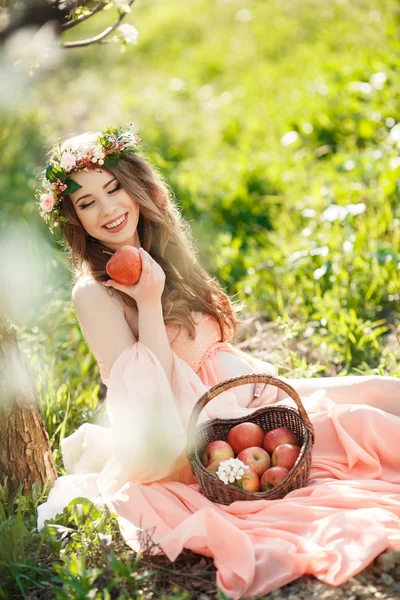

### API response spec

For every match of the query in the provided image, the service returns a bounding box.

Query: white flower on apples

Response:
[216,458,250,485]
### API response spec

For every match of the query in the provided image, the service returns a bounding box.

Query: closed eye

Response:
[79,184,122,209]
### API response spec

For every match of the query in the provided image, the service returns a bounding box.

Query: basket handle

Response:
[186,373,315,454]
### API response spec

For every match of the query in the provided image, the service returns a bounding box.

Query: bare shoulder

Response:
[71,275,115,308]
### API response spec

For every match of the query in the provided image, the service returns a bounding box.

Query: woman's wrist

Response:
[137,299,163,313]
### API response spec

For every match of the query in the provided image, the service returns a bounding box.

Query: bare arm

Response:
[138,300,174,387]
[72,277,137,381]
[103,247,175,387]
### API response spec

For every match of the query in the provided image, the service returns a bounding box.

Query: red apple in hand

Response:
[202,440,234,467]
[240,469,260,492]
[105,245,142,285]
[237,447,271,477]
[260,467,289,491]
[263,427,299,454]
[227,422,265,454]
[271,444,300,471]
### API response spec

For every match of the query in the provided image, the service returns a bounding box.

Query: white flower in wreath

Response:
[91,144,106,164]
[120,130,138,147]
[60,152,77,171]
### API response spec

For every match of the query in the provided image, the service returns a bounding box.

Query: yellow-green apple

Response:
[263,427,299,454]
[206,460,223,476]
[240,469,260,492]
[201,440,234,467]
[260,466,289,490]
[105,245,142,285]
[237,447,271,477]
[227,422,265,454]
[271,444,300,471]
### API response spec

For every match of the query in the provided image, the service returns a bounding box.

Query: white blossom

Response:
[216,458,250,486]
[118,24,139,45]
[91,144,106,164]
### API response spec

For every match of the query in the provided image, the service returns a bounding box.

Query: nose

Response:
[100,196,120,218]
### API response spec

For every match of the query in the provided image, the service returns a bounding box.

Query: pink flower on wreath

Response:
[60,152,77,171]
[40,193,55,213]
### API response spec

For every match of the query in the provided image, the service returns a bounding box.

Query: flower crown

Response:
[36,125,141,234]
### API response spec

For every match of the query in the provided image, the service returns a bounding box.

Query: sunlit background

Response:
[1,0,399,404]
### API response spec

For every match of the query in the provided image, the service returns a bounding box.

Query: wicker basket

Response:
[186,373,315,504]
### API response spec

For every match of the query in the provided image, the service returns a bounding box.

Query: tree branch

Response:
[61,1,109,32]
[61,0,135,48]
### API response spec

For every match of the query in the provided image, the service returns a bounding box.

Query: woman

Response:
[37,126,400,600]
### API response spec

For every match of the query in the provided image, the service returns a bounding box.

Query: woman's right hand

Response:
[103,248,165,307]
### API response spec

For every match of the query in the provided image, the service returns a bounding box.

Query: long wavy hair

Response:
[56,132,252,342]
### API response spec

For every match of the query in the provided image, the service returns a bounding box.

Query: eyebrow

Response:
[75,177,117,204]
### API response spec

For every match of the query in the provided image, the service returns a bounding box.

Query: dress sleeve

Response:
[68,277,203,497]
[72,277,136,386]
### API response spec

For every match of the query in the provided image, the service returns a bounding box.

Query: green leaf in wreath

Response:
[46,164,65,183]
[103,156,120,167]
[65,179,83,194]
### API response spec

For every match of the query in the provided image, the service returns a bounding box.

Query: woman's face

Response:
[69,168,141,251]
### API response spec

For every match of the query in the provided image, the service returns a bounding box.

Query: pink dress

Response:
[37,282,400,600]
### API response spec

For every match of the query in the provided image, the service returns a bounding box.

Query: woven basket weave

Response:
[186,373,315,504]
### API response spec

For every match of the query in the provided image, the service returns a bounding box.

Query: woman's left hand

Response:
[247,382,277,409]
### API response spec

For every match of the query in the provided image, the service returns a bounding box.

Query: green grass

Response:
[0,0,399,597]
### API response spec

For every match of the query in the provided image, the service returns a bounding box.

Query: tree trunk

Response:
[0,316,57,495]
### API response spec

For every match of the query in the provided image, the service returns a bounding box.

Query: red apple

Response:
[271,444,300,471]
[240,469,260,492]
[263,427,299,454]
[202,440,234,467]
[227,422,265,454]
[260,467,289,490]
[206,460,223,476]
[105,245,142,285]
[237,447,271,477]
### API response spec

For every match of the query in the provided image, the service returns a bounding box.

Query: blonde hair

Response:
[57,132,252,341]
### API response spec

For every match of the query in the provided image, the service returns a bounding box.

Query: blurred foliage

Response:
[1,0,400,595]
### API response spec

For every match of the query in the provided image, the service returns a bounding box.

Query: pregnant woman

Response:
[36,126,400,599]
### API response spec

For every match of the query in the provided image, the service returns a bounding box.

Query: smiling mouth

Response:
[103,212,128,231]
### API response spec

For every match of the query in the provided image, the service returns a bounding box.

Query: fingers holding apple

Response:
[104,246,166,306]
[104,245,142,285]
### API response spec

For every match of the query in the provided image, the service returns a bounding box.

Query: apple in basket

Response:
[227,422,265,455]
[272,444,300,471]
[260,467,289,491]
[237,447,271,477]
[263,427,300,455]
[105,245,142,285]
[207,460,223,476]
[202,441,234,467]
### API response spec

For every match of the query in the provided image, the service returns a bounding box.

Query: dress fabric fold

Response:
[37,324,400,600]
